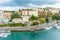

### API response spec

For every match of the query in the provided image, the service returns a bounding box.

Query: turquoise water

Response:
[0,28,60,40]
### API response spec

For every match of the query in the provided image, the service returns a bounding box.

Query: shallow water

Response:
[0,27,60,40]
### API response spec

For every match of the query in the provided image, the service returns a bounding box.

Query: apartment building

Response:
[21,9,38,22]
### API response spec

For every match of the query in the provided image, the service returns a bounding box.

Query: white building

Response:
[29,10,38,16]
[22,11,28,16]
[12,18,23,23]
[22,9,38,22]
[22,16,29,22]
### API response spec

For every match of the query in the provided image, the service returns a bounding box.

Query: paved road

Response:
[0,20,57,31]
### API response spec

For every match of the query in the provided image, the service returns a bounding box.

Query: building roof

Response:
[4,11,15,13]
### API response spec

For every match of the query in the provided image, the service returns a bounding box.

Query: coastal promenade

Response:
[0,20,57,31]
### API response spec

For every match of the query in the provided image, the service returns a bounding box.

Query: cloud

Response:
[30,0,57,6]
[0,0,12,3]
[28,3,42,8]
[28,3,51,8]
[1,2,60,11]
[28,2,60,8]
[0,0,60,10]
[0,6,26,11]
[31,0,60,2]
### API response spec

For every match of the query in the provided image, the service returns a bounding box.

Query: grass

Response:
[0,24,6,27]
[9,23,27,27]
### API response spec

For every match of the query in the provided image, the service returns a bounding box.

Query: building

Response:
[21,9,38,22]
[46,7,60,14]
[22,16,29,22]
[22,9,29,16]
[29,10,38,16]
[1,7,60,23]
[12,18,22,23]
[3,18,9,24]
[22,9,38,16]
[3,11,14,23]
[4,11,13,19]
[0,10,4,23]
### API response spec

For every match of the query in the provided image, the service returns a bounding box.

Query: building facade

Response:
[0,10,4,23]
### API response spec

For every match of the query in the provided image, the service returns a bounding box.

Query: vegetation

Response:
[45,16,49,23]
[9,23,27,27]
[52,13,60,20]
[0,24,6,27]
[29,15,39,21]
[10,13,21,22]
[40,18,46,24]
[0,23,27,27]
[31,22,39,26]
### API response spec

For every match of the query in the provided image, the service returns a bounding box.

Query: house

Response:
[4,11,14,19]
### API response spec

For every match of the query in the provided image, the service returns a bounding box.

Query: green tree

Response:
[52,13,60,20]
[10,13,21,22]
[45,17,49,23]
[31,22,39,26]
[59,11,60,14]
[29,15,39,21]
[40,18,46,24]
[11,13,21,19]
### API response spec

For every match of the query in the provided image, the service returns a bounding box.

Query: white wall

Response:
[12,19,22,23]
[22,11,28,16]
[29,11,38,16]
[22,16,29,22]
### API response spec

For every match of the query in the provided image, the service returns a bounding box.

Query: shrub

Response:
[9,23,27,27]
[0,24,6,27]
[40,18,46,24]
[31,22,39,26]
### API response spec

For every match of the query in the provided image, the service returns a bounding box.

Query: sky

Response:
[0,0,60,10]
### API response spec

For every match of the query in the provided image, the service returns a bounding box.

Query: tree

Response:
[45,17,49,23]
[31,22,39,26]
[52,13,60,20]
[29,15,39,21]
[10,13,21,22]
[11,13,21,19]
[40,18,46,24]
[59,11,60,14]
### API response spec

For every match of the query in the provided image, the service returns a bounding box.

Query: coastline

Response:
[0,20,57,32]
